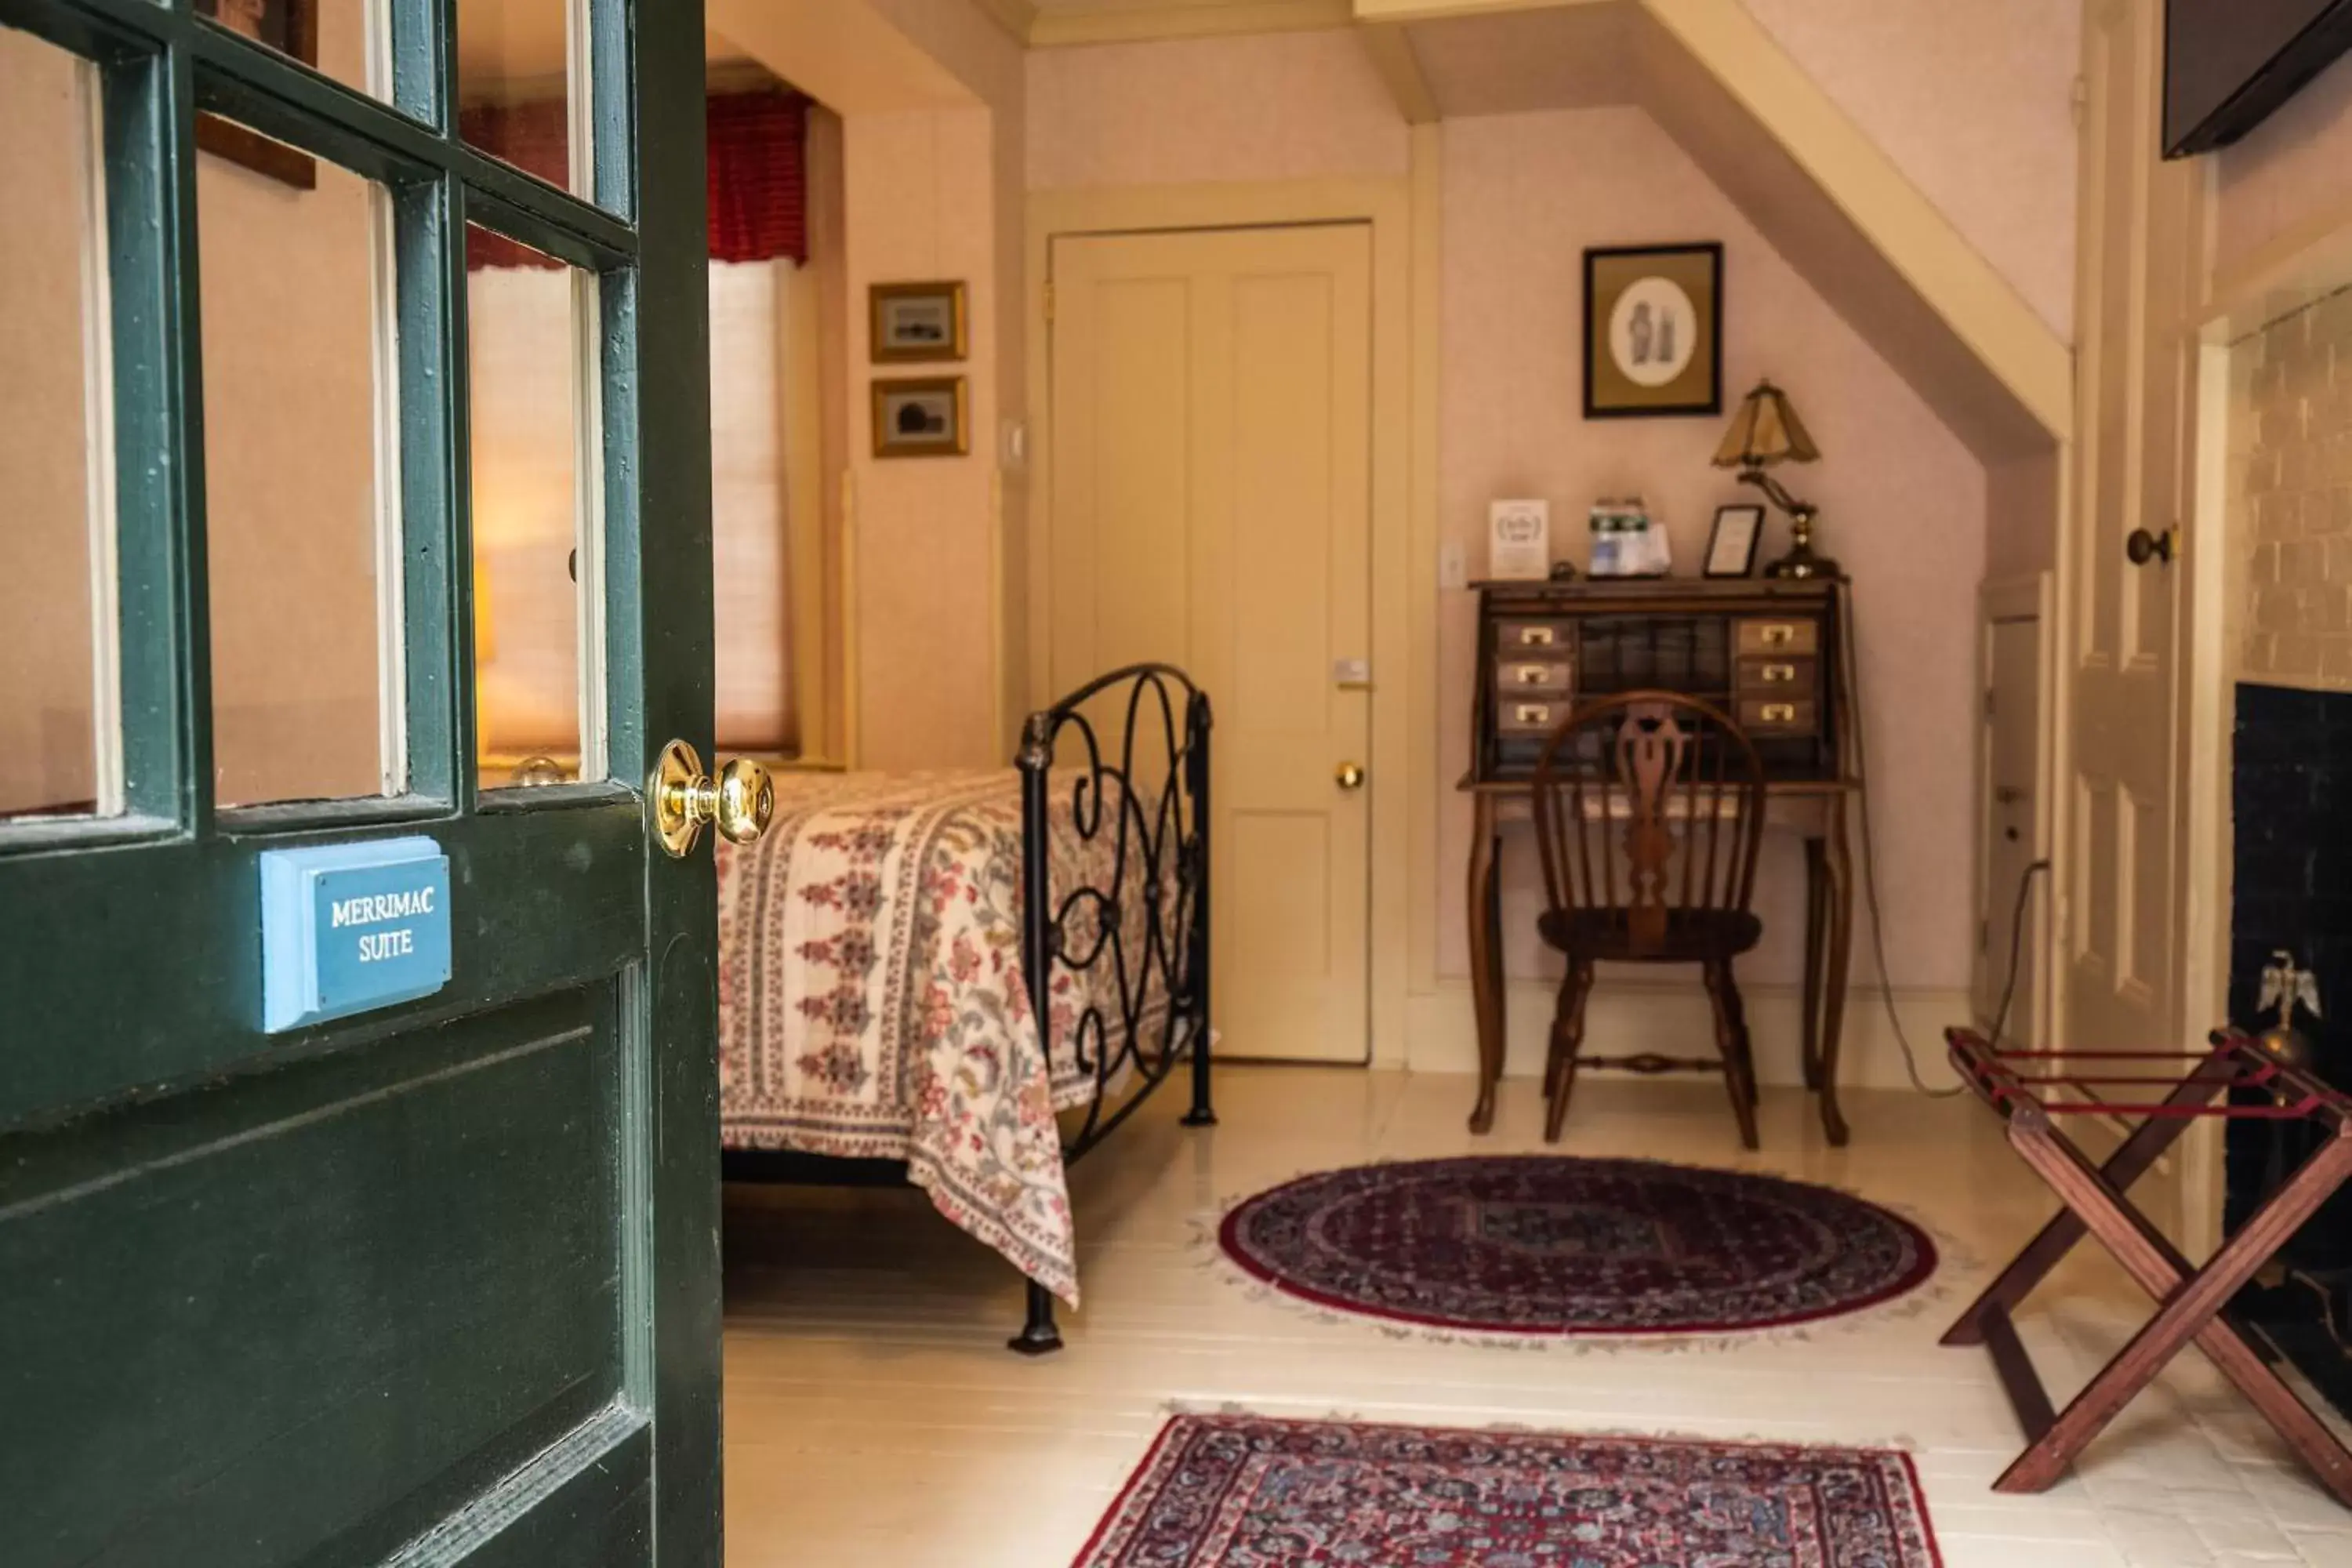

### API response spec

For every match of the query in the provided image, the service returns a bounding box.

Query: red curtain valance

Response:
[463,89,809,270]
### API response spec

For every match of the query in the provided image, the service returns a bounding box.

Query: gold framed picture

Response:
[872,376,968,459]
[869,281,967,363]
[1583,243,1723,419]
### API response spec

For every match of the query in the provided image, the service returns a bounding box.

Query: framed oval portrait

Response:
[1583,243,1723,419]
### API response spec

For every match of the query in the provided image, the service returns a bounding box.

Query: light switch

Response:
[1439,542,1468,590]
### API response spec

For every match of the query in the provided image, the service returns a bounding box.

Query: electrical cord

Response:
[1837,588,2048,1099]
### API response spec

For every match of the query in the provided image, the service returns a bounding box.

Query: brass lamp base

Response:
[1764,507,1842,582]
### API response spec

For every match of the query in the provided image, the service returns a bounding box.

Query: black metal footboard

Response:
[1010,663,1216,1354]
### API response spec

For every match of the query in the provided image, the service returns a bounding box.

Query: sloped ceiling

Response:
[1397,0,2058,459]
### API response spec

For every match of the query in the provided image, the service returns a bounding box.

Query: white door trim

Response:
[1976,572,2056,1051]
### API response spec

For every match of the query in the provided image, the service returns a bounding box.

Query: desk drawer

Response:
[1497,619,1573,654]
[1498,659,1573,694]
[1738,697,1818,737]
[1736,618,1820,657]
[1737,655,1817,694]
[1496,697,1567,736]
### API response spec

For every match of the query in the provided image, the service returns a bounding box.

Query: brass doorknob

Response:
[1336,761,1367,791]
[653,740,775,858]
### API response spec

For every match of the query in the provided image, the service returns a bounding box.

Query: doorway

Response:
[1044,222,1375,1064]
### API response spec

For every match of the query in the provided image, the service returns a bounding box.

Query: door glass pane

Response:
[0,28,118,824]
[458,0,585,199]
[201,126,400,808]
[469,227,602,789]
[194,0,390,105]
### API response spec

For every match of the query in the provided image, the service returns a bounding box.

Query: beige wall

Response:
[844,106,1007,769]
[1026,30,1408,190]
[1442,106,1987,993]
[1985,446,2061,582]
[2214,52,2352,288]
[1739,0,2080,340]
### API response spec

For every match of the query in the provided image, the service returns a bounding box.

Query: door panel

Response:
[0,2,720,1565]
[2066,0,2199,1051]
[1050,224,1371,1063]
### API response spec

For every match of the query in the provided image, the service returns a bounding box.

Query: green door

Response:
[0,1,724,1563]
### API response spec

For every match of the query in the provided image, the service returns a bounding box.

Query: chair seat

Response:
[1537,907,1763,963]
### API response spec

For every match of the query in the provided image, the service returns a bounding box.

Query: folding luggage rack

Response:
[1943,1028,2352,1505]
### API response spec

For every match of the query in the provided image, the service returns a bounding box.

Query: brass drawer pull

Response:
[1762,663,1797,684]
[1760,624,1796,648]
[1516,666,1549,685]
[1514,704,1552,725]
[1759,702,1797,724]
[1517,626,1555,647]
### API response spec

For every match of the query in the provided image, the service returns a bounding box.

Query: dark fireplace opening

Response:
[2228,683,2352,1417]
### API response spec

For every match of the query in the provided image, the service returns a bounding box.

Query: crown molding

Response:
[1029,0,1353,49]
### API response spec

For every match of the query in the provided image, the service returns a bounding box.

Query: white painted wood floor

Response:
[721,1067,2352,1567]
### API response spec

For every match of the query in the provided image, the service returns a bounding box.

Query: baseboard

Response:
[1403,975,1972,1091]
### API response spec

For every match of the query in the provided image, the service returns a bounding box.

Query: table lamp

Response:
[1713,379,1835,580]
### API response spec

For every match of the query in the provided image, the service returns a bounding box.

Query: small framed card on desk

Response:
[1490,499,1551,580]
[1705,503,1765,578]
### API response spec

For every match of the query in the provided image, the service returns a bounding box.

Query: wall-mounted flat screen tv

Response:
[2166,0,2352,157]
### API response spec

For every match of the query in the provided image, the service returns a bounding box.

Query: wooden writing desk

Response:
[1461,579,1862,1145]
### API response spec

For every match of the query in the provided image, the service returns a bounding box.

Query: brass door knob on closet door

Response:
[653,739,775,858]
[1336,762,1367,791]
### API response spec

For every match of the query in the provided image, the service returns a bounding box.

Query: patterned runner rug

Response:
[1218,1156,1936,1336]
[1075,1415,1943,1567]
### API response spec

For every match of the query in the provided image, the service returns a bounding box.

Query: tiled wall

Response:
[2231,287,2352,688]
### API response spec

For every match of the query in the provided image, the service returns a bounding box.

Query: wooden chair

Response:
[1529,692,1769,1148]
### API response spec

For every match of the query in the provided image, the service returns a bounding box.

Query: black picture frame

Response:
[1583,242,1724,419]
[1704,503,1765,579]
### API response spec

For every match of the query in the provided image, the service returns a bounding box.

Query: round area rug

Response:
[1218,1156,1937,1337]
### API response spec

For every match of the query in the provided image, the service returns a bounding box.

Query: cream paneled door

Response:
[1047,223,1372,1062]
[2065,0,2202,1051]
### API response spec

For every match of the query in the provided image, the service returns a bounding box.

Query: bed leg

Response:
[1181,1021,1217,1128]
[1008,1279,1064,1356]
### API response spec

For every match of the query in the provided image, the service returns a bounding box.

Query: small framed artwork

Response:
[194,0,319,189]
[1705,503,1765,579]
[870,281,967,363]
[1584,242,1723,419]
[872,376,968,459]
[1488,499,1551,581]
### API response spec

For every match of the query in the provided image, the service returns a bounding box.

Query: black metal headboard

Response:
[1015,663,1215,1160]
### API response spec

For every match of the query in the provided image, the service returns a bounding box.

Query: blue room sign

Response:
[260,836,452,1032]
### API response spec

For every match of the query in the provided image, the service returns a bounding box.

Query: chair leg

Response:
[1704,960,1761,1151]
[1544,964,1577,1101]
[1544,959,1595,1145]
[1722,957,1760,1109]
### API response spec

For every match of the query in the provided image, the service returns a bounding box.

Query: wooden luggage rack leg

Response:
[1944,1030,2352,1507]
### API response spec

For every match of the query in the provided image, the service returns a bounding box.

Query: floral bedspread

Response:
[717,770,1169,1307]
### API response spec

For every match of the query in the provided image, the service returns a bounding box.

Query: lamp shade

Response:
[1712,379,1820,470]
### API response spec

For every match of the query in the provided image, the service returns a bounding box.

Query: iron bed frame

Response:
[719,664,1217,1354]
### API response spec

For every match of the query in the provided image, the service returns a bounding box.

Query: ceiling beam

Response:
[1643,0,2070,442]
[1030,0,1353,48]
[1353,0,1610,22]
